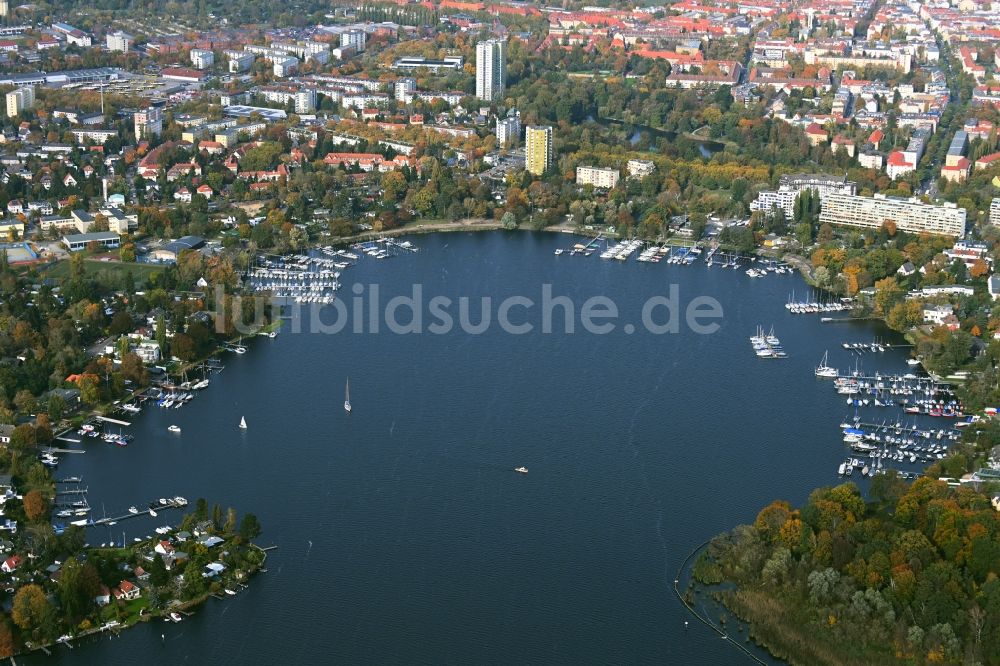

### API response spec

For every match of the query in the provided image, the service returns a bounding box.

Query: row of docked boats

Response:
[354,238,418,257]
[265,253,351,271]
[786,300,851,314]
[840,420,961,445]
[352,241,392,259]
[637,245,667,263]
[830,372,950,397]
[838,457,920,480]
[750,325,787,359]
[600,239,644,261]
[318,247,359,261]
[903,401,966,418]
[248,253,350,304]
[667,246,702,264]
[818,345,969,479]
[156,392,195,409]
[842,341,890,353]
[746,262,791,278]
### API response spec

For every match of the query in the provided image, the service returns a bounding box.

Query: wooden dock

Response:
[96,416,131,427]
[849,421,955,435]
[90,501,185,526]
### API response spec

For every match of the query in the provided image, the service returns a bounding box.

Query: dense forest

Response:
[693,474,1000,665]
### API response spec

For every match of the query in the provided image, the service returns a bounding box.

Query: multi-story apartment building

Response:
[525,125,552,176]
[5,86,33,118]
[576,166,620,189]
[475,39,506,102]
[819,193,966,237]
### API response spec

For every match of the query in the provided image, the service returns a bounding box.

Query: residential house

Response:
[112,580,140,601]
[1,554,21,572]
[923,304,955,326]
[805,123,827,146]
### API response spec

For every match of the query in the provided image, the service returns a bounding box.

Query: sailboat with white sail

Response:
[239,416,247,429]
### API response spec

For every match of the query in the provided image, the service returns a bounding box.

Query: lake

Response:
[589,116,725,157]
[28,231,912,665]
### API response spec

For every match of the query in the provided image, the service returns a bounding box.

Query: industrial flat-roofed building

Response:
[62,231,121,251]
[392,55,464,72]
[819,193,966,238]
[148,235,205,263]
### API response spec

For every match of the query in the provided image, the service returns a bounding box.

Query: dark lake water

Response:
[589,116,725,157]
[29,232,914,665]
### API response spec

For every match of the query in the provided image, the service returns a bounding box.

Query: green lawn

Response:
[42,259,166,287]
[120,596,149,623]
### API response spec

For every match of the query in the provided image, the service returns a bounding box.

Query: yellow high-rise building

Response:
[525,125,552,176]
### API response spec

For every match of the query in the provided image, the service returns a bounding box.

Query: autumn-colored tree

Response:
[120,352,148,386]
[12,389,35,416]
[779,517,805,552]
[11,585,54,636]
[754,500,793,544]
[886,300,923,331]
[970,259,990,278]
[22,489,47,522]
[0,617,13,658]
[842,263,863,295]
[873,276,904,316]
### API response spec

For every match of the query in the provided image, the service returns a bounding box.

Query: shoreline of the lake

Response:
[31,230,923,665]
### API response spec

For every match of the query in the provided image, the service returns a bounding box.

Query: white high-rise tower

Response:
[475,39,506,102]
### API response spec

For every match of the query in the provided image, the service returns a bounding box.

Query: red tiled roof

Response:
[887,151,912,167]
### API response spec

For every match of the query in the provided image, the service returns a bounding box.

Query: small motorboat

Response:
[168,425,181,433]
[170,612,182,622]
[514,466,528,474]
[128,506,138,514]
